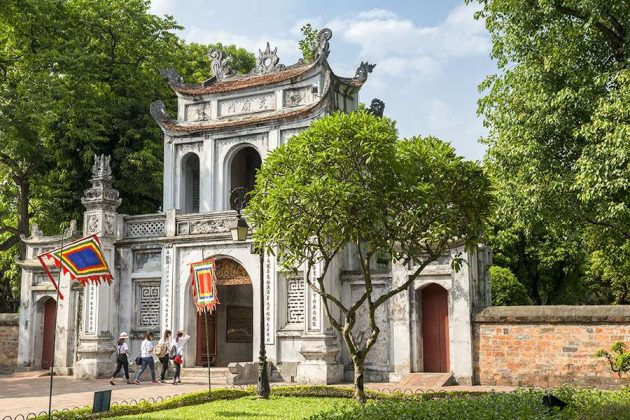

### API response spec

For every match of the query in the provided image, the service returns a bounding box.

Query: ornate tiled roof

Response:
[150,28,375,135]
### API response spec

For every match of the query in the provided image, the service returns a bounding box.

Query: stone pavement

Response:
[0,372,515,418]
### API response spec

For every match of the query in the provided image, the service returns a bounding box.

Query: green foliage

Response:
[596,342,630,380]
[472,0,630,304]
[312,387,630,420]
[298,23,319,62]
[178,42,254,83]
[489,265,531,306]
[0,0,255,311]
[249,110,492,275]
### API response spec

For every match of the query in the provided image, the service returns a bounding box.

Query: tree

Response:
[489,266,532,306]
[472,0,630,303]
[298,23,320,63]
[248,111,492,402]
[0,0,255,312]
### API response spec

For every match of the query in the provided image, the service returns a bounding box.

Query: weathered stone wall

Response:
[0,313,19,373]
[473,306,630,388]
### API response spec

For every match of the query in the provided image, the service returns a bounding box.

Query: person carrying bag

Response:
[171,331,189,385]
[156,329,173,383]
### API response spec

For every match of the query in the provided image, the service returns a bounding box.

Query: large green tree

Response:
[248,111,492,403]
[473,0,630,303]
[0,0,254,312]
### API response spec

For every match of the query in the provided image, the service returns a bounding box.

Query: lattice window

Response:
[126,220,165,238]
[286,277,305,324]
[136,282,160,329]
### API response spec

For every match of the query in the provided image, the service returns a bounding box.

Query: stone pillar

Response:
[388,258,412,382]
[74,155,122,378]
[296,259,343,384]
[448,244,475,385]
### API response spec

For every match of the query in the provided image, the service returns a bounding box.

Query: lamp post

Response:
[229,187,270,399]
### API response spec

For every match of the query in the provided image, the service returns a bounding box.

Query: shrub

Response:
[35,388,252,419]
[595,341,630,380]
[310,387,630,419]
[489,266,532,306]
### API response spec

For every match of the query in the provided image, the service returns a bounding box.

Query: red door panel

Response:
[196,311,216,366]
[421,284,450,372]
[42,298,56,369]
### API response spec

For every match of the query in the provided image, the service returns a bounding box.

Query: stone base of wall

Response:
[473,306,630,388]
[0,314,19,373]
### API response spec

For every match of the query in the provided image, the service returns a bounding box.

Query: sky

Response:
[149,0,497,161]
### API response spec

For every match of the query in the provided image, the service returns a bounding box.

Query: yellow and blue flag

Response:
[37,234,113,299]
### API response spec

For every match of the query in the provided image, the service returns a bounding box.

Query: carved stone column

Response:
[74,154,122,378]
[296,260,344,384]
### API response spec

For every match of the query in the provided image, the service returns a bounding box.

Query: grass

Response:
[111,396,354,419]
[108,387,630,420]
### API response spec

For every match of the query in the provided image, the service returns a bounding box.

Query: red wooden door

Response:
[421,284,450,372]
[196,311,216,366]
[42,298,56,369]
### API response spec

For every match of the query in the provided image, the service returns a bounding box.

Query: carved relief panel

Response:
[185,102,212,122]
[218,92,276,118]
[283,86,315,108]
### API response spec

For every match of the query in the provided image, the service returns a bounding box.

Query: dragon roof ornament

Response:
[209,49,235,80]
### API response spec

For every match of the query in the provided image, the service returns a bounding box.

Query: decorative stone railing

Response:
[122,210,241,239]
[175,211,236,236]
[124,214,166,238]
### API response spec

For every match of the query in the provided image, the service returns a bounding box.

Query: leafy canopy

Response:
[248,110,492,272]
[472,0,630,303]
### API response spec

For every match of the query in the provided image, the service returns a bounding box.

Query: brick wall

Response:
[473,306,630,388]
[0,313,19,373]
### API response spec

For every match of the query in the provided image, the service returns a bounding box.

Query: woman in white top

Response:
[109,332,131,385]
[171,331,190,385]
[133,332,157,384]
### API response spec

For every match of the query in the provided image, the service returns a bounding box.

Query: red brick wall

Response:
[0,314,19,373]
[473,306,630,388]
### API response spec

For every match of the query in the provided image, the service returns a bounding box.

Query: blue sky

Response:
[150,0,496,161]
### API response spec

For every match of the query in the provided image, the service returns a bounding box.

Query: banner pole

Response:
[48,225,65,419]
[204,308,211,396]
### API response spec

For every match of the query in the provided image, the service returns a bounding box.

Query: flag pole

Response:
[48,224,65,420]
[204,308,212,397]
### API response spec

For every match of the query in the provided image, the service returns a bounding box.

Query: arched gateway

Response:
[195,258,253,367]
[16,28,490,386]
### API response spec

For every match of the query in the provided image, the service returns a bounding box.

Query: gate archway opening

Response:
[228,147,261,210]
[181,153,200,213]
[41,297,56,369]
[195,257,253,367]
[417,283,450,373]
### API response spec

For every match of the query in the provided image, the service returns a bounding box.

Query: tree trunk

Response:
[16,178,29,259]
[352,355,366,404]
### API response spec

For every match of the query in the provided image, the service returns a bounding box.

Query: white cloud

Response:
[420,99,487,160]
[149,0,177,17]
[326,4,490,80]
[184,28,301,64]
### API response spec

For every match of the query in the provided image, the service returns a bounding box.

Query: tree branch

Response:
[0,235,19,251]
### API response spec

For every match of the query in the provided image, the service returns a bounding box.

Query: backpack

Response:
[153,344,166,358]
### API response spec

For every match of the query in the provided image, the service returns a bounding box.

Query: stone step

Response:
[398,372,453,387]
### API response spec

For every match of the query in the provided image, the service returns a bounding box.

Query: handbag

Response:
[173,355,183,365]
[135,356,142,366]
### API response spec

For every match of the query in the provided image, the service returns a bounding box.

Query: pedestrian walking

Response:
[133,332,157,384]
[171,331,190,385]
[109,332,131,385]
[156,329,173,383]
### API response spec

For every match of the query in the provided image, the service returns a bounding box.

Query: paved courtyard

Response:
[0,372,515,418]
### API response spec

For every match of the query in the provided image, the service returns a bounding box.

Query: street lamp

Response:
[229,187,270,399]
